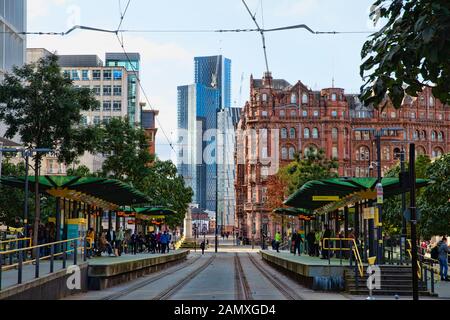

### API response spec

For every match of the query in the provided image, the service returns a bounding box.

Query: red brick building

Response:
[235,72,449,242]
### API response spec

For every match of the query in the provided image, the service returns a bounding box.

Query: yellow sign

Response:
[67,218,87,225]
[312,196,340,202]
[363,207,375,220]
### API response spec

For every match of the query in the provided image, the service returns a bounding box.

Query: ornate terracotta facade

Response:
[235,72,450,243]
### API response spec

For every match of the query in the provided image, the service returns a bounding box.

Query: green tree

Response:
[361,0,450,108]
[419,153,450,238]
[66,165,93,177]
[95,117,153,185]
[279,148,339,194]
[137,160,193,228]
[383,155,431,235]
[0,54,99,248]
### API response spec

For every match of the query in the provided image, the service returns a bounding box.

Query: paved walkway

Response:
[263,250,354,266]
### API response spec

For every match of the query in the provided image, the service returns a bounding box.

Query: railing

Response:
[0,237,87,291]
[407,239,422,279]
[322,238,364,277]
[0,238,32,252]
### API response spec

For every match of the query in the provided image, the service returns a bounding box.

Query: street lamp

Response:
[353,127,404,265]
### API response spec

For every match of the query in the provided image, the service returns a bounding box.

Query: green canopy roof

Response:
[0,176,150,207]
[284,177,429,213]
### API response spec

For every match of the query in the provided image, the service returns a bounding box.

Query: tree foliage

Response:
[361,0,450,108]
[0,54,100,246]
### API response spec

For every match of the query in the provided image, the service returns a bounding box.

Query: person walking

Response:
[161,231,169,254]
[321,226,332,260]
[294,230,303,256]
[438,237,449,281]
[167,231,172,253]
[275,231,282,253]
[200,241,206,255]
[116,227,124,256]
[291,231,298,255]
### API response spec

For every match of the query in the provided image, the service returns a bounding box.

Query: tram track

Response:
[247,253,303,300]
[102,255,203,301]
[234,253,253,300]
[153,255,216,300]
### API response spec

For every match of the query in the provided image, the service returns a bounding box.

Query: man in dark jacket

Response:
[438,237,449,281]
[321,226,332,259]
[306,230,316,256]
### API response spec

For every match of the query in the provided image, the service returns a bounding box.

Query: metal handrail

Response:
[407,239,423,279]
[0,237,84,256]
[0,238,32,251]
[322,238,364,277]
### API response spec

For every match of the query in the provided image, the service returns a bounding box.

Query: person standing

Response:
[116,227,124,256]
[306,230,316,256]
[291,231,298,255]
[321,226,332,260]
[438,237,449,281]
[275,231,282,253]
[167,231,172,253]
[294,230,303,256]
[86,228,95,258]
[160,231,169,254]
[200,241,206,255]
[106,228,116,252]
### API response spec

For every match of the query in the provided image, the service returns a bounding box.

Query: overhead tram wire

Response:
[113,0,176,153]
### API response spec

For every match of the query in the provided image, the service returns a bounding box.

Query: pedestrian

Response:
[321,226,332,260]
[116,227,124,256]
[86,228,95,258]
[156,231,162,253]
[131,232,138,255]
[106,228,116,253]
[275,231,282,253]
[291,231,298,255]
[167,231,172,253]
[294,231,303,256]
[160,231,169,254]
[306,230,316,256]
[200,241,206,255]
[438,237,449,281]
[99,232,115,257]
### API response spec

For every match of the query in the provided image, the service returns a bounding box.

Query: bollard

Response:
[50,244,54,273]
[35,246,40,279]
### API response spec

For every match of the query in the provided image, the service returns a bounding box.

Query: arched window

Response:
[332,147,338,159]
[355,131,362,141]
[262,93,268,102]
[383,147,391,161]
[290,128,296,139]
[304,128,310,139]
[431,131,437,141]
[332,128,338,141]
[280,110,285,118]
[438,132,444,142]
[417,146,426,156]
[331,93,337,102]
[304,145,317,156]
[290,93,297,104]
[290,110,297,118]
[413,130,419,140]
[393,148,401,160]
[356,146,370,161]
[420,131,427,140]
[312,128,319,139]
[429,96,435,107]
[281,147,288,160]
[302,93,309,104]
[432,148,443,158]
[289,147,296,160]
[281,128,287,139]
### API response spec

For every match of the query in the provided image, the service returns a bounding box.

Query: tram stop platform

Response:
[88,250,190,290]
[260,250,351,291]
[0,250,190,300]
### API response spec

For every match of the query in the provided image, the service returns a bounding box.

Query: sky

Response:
[27,0,380,161]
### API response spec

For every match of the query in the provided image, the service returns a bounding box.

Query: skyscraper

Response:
[0,0,26,80]
[105,53,141,126]
[177,55,233,220]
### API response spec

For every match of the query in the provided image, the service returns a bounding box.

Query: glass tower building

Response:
[177,55,232,215]
[105,53,141,126]
[0,0,27,80]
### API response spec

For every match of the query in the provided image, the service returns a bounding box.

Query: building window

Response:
[312,128,319,139]
[432,148,443,158]
[103,70,112,80]
[113,69,123,80]
[431,131,437,141]
[262,111,268,117]
[331,93,337,102]
[302,93,309,104]
[93,116,101,125]
[290,128,296,139]
[304,128,310,139]
[291,94,297,104]
[92,70,101,80]
[332,146,338,159]
[103,101,111,111]
[391,111,397,118]
[102,116,111,125]
[302,110,308,117]
[438,132,444,142]
[332,128,338,141]
[80,116,88,126]
[331,110,338,118]
[383,147,391,161]
[281,128,288,139]
[289,147,296,160]
[420,131,426,140]
[356,146,370,161]
[304,146,317,156]
[429,96,435,107]
[281,147,288,160]
[411,112,416,119]
[355,131,362,141]
[262,94,268,102]
[363,131,370,140]
[261,167,269,181]
[103,85,112,96]
[63,70,70,79]
[93,85,101,96]
[313,110,319,117]
[280,110,285,118]
[290,110,297,118]
[81,70,90,81]
[71,70,80,81]
[113,85,122,96]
